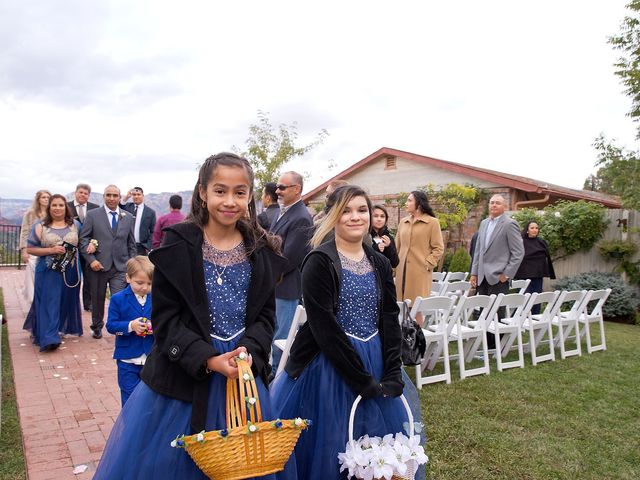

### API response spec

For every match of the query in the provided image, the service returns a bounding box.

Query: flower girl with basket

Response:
[94,153,296,479]
[270,185,425,480]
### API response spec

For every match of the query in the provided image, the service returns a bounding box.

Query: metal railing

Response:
[0,224,23,268]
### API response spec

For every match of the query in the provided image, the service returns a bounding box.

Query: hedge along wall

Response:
[550,209,640,286]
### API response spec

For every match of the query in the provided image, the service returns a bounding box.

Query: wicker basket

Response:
[347,394,418,480]
[174,358,308,480]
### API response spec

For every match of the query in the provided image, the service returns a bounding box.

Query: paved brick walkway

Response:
[1,268,120,479]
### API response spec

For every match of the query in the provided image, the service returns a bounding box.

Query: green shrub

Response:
[598,239,638,261]
[512,200,608,260]
[448,247,472,273]
[553,272,639,319]
[440,249,454,272]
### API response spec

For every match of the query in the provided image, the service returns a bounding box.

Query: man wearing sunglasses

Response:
[269,171,313,367]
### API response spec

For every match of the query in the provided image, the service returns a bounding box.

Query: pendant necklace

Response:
[213,262,227,285]
[204,230,228,285]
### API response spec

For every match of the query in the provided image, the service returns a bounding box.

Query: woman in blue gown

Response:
[271,185,423,480]
[94,153,284,480]
[24,194,83,351]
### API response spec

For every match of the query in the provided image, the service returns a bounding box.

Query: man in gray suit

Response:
[80,185,137,339]
[470,194,524,347]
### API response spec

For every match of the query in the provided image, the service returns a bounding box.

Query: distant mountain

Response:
[0,198,31,225]
[0,190,193,225]
[141,191,193,217]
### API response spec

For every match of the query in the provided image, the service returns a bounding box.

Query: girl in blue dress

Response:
[94,153,284,479]
[270,185,423,479]
[24,194,83,351]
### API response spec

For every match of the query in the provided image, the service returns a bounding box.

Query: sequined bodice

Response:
[41,225,78,248]
[202,241,251,340]
[335,252,379,341]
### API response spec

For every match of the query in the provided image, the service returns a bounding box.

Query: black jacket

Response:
[371,226,400,268]
[141,222,284,432]
[257,204,279,230]
[122,202,157,251]
[269,200,314,300]
[284,240,403,399]
[514,236,556,280]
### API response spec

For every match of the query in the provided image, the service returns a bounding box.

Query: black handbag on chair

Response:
[400,300,426,365]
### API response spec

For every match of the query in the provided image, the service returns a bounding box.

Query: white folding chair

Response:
[444,271,468,282]
[410,296,457,388]
[578,289,611,354]
[440,280,472,299]
[485,293,531,371]
[449,294,497,379]
[510,279,531,294]
[274,305,307,375]
[430,280,445,296]
[552,290,591,360]
[522,291,562,365]
[432,271,446,282]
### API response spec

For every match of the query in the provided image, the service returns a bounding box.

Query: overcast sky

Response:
[0,0,637,200]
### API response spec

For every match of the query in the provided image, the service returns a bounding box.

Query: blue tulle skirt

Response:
[94,337,275,480]
[270,333,423,480]
[23,256,83,350]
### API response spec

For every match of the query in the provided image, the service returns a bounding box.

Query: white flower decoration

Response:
[242,373,251,381]
[238,351,247,360]
[248,397,257,405]
[248,424,257,433]
[170,439,177,448]
[294,418,303,426]
[195,433,205,442]
[339,431,428,478]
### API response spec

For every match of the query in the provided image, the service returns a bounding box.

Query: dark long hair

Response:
[187,152,280,255]
[522,221,539,239]
[410,190,436,218]
[370,204,389,235]
[43,194,73,227]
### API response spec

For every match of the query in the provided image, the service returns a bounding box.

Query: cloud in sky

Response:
[0,0,637,199]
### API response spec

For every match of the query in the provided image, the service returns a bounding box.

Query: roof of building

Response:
[303,147,622,208]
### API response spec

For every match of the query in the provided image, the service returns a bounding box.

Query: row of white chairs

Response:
[431,276,532,299]
[406,288,611,389]
[432,271,469,283]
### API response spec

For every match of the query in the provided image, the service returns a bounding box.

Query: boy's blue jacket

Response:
[106,285,154,360]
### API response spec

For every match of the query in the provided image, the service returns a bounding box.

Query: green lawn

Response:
[421,322,640,479]
[0,288,27,479]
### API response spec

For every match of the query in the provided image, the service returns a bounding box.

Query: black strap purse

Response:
[400,300,426,366]
[49,241,78,273]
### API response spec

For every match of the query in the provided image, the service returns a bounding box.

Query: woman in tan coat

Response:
[396,190,444,315]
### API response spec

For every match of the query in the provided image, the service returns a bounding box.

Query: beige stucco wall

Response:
[307,155,502,202]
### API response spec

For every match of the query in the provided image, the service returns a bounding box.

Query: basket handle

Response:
[348,394,414,445]
[225,357,263,429]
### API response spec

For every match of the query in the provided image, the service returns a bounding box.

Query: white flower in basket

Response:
[338,395,428,480]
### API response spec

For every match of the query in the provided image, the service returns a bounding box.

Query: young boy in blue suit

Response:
[106,256,154,406]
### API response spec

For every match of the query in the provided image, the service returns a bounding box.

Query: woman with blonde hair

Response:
[271,184,422,479]
[20,190,51,302]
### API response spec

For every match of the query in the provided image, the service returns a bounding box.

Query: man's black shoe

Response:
[92,331,103,339]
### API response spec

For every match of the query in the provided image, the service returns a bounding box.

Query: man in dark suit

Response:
[80,185,137,339]
[67,183,99,311]
[470,194,524,347]
[269,171,313,366]
[257,182,279,230]
[121,187,156,255]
